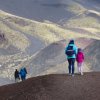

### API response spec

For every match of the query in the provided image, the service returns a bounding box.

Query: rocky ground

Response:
[0,72,100,100]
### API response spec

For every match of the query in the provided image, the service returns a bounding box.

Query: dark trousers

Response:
[21,75,26,81]
[68,58,75,74]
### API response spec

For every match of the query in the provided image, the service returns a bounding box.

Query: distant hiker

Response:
[76,48,84,75]
[19,67,27,81]
[65,39,78,76]
[14,69,20,82]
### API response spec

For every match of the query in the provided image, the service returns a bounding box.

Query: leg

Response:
[15,78,19,82]
[77,63,81,73]
[21,76,24,81]
[77,63,80,73]
[15,78,17,83]
[22,75,26,81]
[68,59,72,74]
[71,58,75,75]
[80,62,83,75]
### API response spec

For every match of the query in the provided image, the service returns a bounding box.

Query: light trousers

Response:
[77,62,83,75]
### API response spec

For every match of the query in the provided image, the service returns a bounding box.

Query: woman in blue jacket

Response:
[65,40,78,76]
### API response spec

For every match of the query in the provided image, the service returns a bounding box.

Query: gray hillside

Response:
[0,0,99,23]
[27,38,98,77]
[85,40,100,71]
[29,41,66,76]
[0,0,74,22]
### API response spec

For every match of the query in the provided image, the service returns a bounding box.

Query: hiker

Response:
[14,69,20,82]
[65,39,78,76]
[76,48,84,75]
[19,67,27,81]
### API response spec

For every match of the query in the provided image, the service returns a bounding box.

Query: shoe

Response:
[78,72,81,75]
[81,73,83,75]
[68,73,72,76]
[72,74,74,77]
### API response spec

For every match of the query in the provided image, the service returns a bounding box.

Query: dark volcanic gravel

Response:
[0,72,100,100]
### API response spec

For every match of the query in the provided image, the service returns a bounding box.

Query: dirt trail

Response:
[0,72,100,100]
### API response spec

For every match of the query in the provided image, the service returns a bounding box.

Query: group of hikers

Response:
[65,39,84,76]
[14,67,27,82]
[14,39,84,82]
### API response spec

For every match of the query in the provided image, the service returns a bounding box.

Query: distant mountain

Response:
[0,0,99,23]
[84,40,100,71]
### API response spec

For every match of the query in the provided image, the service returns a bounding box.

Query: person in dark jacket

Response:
[14,69,20,82]
[65,39,78,76]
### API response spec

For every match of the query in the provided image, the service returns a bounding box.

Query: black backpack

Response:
[65,45,75,56]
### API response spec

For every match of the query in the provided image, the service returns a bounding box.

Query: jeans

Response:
[68,58,75,75]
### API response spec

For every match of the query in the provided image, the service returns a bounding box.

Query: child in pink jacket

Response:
[76,48,84,75]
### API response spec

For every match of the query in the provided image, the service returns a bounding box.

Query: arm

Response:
[65,46,68,54]
[74,45,78,55]
[82,53,84,60]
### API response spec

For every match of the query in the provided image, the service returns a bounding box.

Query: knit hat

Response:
[69,39,74,44]
[78,48,82,52]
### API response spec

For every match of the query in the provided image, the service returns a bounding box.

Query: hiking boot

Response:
[81,73,83,75]
[72,74,74,77]
[68,73,72,76]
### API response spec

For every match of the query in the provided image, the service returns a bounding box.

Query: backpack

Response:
[65,45,75,56]
[24,68,27,74]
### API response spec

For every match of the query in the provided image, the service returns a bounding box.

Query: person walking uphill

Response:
[19,67,27,81]
[14,69,20,82]
[65,40,78,76]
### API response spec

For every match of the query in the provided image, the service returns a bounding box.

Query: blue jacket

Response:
[65,44,78,59]
[20,68,26,77]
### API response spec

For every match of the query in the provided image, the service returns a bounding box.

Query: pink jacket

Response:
[76,52,84,63]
